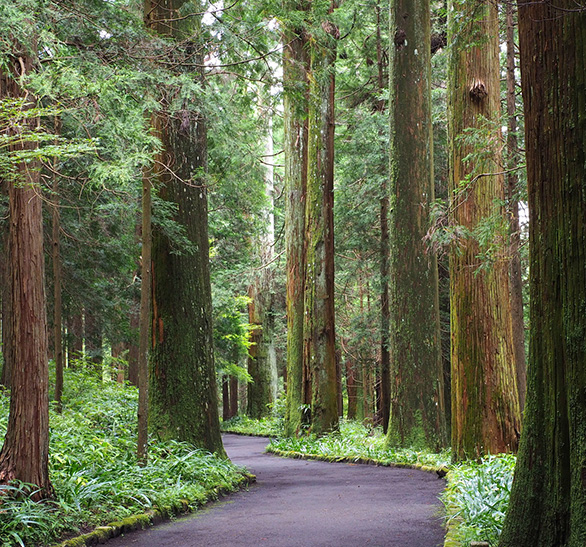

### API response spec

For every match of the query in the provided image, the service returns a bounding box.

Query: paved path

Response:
[105,434,446,547]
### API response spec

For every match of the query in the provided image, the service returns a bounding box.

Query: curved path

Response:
[105,434,445,547]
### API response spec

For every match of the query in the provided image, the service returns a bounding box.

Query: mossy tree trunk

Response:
[447,0,521,460]
[499,3,586,545]
[284,0,339,435]
[145,0,224,456]
[303,7,339,435]
[0,53,52,498]
[386,0,446,451]
[283,5,310,436]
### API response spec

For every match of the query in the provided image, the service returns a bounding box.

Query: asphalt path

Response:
[105,434,446,547]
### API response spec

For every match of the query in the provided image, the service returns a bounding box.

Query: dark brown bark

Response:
[345,356,357,420]
[137,166,151,464]
[499,3,586,545]
[379,193,390,433]
[229,375,238,418]
[0,54,52,497]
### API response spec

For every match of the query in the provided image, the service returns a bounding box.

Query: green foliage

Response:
[222,391,286,436]
[442,454,516,547]
[269,420,451,469]
[0,369,246,547]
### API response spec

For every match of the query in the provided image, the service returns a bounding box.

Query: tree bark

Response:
[303,6,339,434]
[386,0,446,450]
[505,1,526,413]
[499,3,586,545]
[447,0,521,460]
[146,0,224,455]
[137,164,151,464]
[0,54,52,498]
[283,8,310,436]
[52,174,64,412]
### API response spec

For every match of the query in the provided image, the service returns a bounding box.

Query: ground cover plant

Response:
[0,369,248,547]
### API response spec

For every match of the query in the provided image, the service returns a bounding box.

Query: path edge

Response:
[53,472,256,547]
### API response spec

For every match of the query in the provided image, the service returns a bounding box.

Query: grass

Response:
[0,369,248,547]
[225,414,516,547]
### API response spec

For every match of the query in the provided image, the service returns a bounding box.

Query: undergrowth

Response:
[0,369,246,547]
[442,454,516,547]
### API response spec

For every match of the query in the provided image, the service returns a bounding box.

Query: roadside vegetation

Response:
[0,368,248,547]
[223,414,516,547]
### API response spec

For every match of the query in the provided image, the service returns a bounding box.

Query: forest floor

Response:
[103,434,445,547]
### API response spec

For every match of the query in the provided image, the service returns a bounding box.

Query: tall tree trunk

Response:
[499,3,586,545]
[505,1,526,413]
[345,356,357,420]
[0,204,12,388]
[380,192,391,433]
[303,8,339,434]
[386,0,446,450]
[247,114,277,418]
[447,0,521,460]
[146,0,224,455]
[283,9,309,436]
[0,54,52,498]
[137,165,151,464]
[229,374,238,418]
[52,175,64,412]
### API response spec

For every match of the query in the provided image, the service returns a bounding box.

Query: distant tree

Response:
[447,0,521,460]
[247,113,278,419]
[386,0,446,450]
[499,2,586,545]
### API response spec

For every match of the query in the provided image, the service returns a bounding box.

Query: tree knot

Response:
[469,79,488,102]
[394,28,407,49]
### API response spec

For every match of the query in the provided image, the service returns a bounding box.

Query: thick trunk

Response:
[499,3,586,545]
[303,13,338,434]
[447,0,521,460]
[146,0,224,455]
[387,0,446,450]
[505,2,526,413]
[0,54,52,497]
[283,14,309,436]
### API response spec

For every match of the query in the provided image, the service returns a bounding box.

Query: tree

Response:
[499,2,586,545]
[447,0,521,460]
[303,2,339,434]
[504,0,526,412]
[0,53,52,498]
[283,0,339,435]
[386,0,446,450]
[283,1,310,436]
[145,0,224,455]
[247,112,278,418]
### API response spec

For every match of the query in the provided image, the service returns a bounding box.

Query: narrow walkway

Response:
[105,434,446,547]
